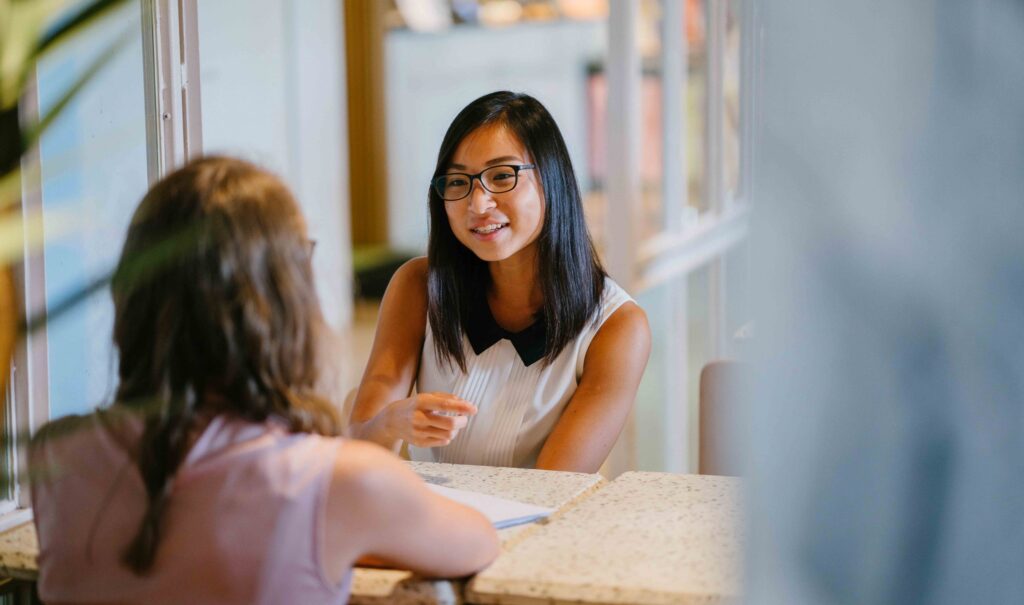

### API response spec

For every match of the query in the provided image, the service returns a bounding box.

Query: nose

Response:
[467,177,496,215]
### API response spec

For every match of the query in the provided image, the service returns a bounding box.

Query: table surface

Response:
[0,465,742,605]
[467,472,743,605]
[0,522,37,581]
[349,462,607,604]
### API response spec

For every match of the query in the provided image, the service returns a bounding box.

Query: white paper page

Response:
[426,483,555,529]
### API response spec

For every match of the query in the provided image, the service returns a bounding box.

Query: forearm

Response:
[348,374,411,449]
[391,501,499,578]
[535,392,633,473]
[535,440,610,473]
[349,404,402,451]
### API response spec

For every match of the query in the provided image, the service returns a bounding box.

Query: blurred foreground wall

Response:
[745,1,1024,603]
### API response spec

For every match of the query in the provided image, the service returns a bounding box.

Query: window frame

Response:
[603,0,757,474]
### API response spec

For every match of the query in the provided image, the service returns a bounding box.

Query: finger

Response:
[423,412,469,432]
[411,427,457,447]
[412,424,456,440]
[412,436,454,448]
[419,393,477,416]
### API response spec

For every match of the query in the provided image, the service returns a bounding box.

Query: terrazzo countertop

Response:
[0,521,37,581]
[467,472,743,605]
[409,461,606,547]
[349,461,606,605]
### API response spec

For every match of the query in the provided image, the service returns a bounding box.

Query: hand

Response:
[383,392,477,447]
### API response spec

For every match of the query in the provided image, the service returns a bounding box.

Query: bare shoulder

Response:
[600,301,651,342]
[373,257,430,329]
[583,301,652,370]
[387,256,429,295]
[330,439,417,500]
[333,439,409,480]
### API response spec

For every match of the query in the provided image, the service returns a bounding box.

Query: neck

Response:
[488,252,543,313]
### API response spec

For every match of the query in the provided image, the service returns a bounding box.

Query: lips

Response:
[470,222,509,235]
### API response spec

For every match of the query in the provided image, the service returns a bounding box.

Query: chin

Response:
[468,247,511,263]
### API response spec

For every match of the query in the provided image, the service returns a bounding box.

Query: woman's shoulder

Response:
[31,408,137,451]
[586,288,650,369]
[600,276,633,305]
[329,439,420,504]
[396,256,429,282]
[29,408,142,483]
[593,277,639,324]
[385,256,429,298]
[587,279,649,355]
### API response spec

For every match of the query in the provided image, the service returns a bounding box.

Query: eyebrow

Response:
[448,156,523,170]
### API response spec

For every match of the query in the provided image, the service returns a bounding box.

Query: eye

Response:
[444,176,469,188]
[489,168,516,181]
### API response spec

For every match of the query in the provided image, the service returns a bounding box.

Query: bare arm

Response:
[348,258,475,450]
[535,302,651,473]
[323,440,499,581]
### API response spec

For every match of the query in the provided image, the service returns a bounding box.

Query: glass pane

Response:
[686,263,713,470]
[638,0,665,240]
[633,264,713,472]
[633,282,669,471]
[723,240,752,359]
[35,1,149,419]
[722,0,742,201]
[686,0,708,214]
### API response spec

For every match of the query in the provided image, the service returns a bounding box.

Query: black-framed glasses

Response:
[431,164,535,201]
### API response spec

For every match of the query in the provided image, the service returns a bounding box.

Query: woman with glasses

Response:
[29,157,498,604]
[350,92,651,472]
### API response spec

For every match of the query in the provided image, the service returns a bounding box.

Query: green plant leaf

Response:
[17,219,206,336]
[1,0,68,108]
[19,23,133,161]
[30,0,129,60]
[0,204,77,264]
[0,104,19,174]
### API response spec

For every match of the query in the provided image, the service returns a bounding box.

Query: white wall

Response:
[197,0,352,329]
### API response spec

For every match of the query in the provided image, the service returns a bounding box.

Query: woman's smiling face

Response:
[443,123,545,264]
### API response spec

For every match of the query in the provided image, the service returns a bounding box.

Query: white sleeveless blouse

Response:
[409,277,634,468]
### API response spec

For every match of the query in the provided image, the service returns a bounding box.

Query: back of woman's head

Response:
[112,156,340,572]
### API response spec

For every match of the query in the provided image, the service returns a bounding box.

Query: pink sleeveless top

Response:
[30,413,351,605]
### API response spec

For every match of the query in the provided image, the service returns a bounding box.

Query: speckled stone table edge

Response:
[348,571,463,605]
[467,576,740,605]
[349,465,607,605]
[465,473,743,605]
[0,521,38,580]
[495,475,608,551]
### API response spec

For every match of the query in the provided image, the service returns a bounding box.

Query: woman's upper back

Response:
[30,412,350,605]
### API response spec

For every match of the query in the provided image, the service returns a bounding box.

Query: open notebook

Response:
[426,483,555,529]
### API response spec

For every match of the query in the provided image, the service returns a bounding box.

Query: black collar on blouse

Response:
[465,300,547,367]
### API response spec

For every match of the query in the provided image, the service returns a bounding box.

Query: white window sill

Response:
[0,508,32,534]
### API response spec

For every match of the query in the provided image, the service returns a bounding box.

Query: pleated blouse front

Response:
[409,277,634,468]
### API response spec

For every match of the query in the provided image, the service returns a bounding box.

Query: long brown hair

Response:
[111,156,340,573]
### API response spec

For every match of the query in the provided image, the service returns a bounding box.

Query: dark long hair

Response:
[427,91,606,371]
[111,156,340,573]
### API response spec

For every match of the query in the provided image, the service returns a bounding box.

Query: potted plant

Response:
[1,0,130,394]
